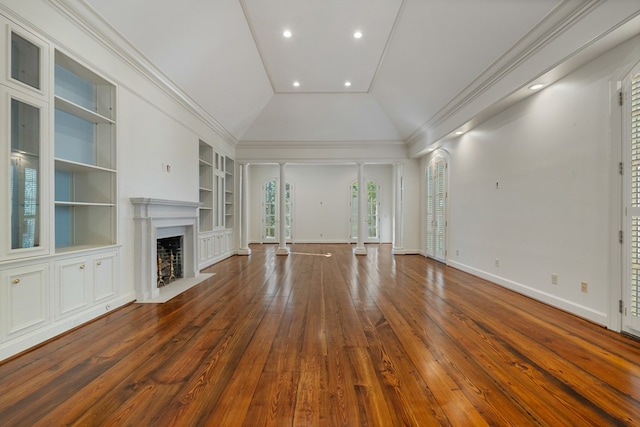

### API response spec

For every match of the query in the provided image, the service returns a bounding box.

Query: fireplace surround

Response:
[130,198,200,302]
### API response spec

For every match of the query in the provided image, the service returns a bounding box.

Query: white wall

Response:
[440,33,640,326]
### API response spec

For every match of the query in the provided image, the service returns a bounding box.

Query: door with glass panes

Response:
[426,153,447,262]
[262,178,292,242]
[350,179,380,242]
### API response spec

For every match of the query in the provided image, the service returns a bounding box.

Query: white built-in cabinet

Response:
[54,250,117,319]
[0,14,122,360]
[198,140,235,269]
[1,263,49,342]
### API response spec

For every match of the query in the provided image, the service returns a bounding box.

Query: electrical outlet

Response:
[495,259,499,267]
[456,250,459,256]
[551,274,558,285]
[581,281,588,293]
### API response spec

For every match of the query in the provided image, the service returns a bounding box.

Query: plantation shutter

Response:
[426,155,447,261]
[630,71,640,320]
[434,158,446,259]
[426,163,435,256]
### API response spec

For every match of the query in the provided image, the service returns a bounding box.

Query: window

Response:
[426,153,447,261]
[351,179,379,241]
[263,179,292,241]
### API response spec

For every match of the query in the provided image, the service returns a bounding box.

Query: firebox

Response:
[156,235,183,286]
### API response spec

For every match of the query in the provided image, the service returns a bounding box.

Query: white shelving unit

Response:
[0,14,124,362]
[198,147,235,270]
[53,50,116,251]
[224,156,234,229]
[199,140,213,233]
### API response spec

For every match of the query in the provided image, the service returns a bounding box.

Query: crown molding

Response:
[237,139,406,149]
[406,0,605,145]
[49,0,238,146]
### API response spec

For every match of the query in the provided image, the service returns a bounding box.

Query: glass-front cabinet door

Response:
[0,20,49,259]
[11,31,40,90]
[10,97,40,249]
[2,18,49,98]
[2,89,48,258]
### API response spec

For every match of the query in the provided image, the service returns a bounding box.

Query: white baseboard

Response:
[447,260,608,326]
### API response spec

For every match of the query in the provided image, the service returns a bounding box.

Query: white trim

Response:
[449,260,608,326]
[610,80,623,332]
[407,1,624,145]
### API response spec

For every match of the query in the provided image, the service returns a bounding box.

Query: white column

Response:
[276,162,290,255]
[238,163,251,255]
[392,162,405,254]
[354,162,367,255]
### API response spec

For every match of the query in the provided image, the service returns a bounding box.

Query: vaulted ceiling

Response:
[83,0,640,148]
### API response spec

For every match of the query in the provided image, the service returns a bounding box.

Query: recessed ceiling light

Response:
[283,30,292,38]
[354,31,363,39]
[529,83,544,91]
[293,81,300,87]
[344,81,352,87]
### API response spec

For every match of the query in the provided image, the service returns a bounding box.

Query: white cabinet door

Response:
[55,257,90,318]
[1,263,49,341]
[94,252,116,302]
[199,236,209,263]
[227,230,234,254]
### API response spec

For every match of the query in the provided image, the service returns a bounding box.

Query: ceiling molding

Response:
[406,0,604,145]
[50,0,238,146]
[236,139,409,162]
[367,0,405,93]
[238,0,276,95]
[237,139,406,150]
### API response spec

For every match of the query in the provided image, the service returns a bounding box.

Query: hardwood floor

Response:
[1,243,640,426]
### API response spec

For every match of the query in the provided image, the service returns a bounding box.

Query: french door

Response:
[262,178,292,242]
[426,154,447,262]
[350,179,380,242]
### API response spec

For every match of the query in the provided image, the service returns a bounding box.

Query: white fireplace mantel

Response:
[131,198,200,302]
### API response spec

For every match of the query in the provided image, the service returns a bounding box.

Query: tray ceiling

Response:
[83,0,640,144]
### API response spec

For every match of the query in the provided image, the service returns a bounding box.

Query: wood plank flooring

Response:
[1,243,640,426]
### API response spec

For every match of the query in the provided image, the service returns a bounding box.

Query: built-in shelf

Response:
[55,201,115,207]
[54,49,116,250]
[55,158,116,174]
[54,96,114,124]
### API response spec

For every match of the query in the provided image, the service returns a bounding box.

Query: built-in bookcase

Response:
[53,50,116,251]
[199,140,213,232]
[224,156,234,229]
[198,148,234,269]
[0,13,123,362]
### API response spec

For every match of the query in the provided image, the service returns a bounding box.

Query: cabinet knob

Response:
[12,278,20,284]
[96,261,102,266]
[80,264,85,270]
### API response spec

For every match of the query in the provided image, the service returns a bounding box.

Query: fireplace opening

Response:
[157,236,183,287]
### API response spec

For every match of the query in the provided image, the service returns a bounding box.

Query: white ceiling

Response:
[82,0,640,145]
